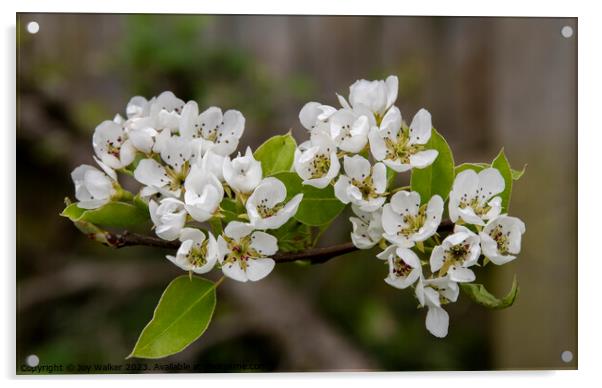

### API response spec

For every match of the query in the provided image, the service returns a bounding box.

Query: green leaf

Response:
[491,149,513,213]
[410,128,455,201]
[270,218,313,253]
[128,276,218,359]
[273,171,304,200]
[460,275,519,309]
[456,161,526,182]
[274,172,345,226]
[454,162,488,175]
[133,194,149,212]
[254,133,297,176]
[61,201,150,229]
[386,166,396,189]
[219,197,244,223]
[511,164,527,181]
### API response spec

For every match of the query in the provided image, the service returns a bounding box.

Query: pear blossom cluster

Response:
[69,76,526,341]
[71,91,303,283]
[293,76,526,338]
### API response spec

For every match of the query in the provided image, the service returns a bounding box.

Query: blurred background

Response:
[16,14,577,372]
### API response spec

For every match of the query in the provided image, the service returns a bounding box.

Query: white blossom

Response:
[479,215,526,265]
[337,75,398,118]
[133,134,198,198]
[349,205,383,249]
[126,96,151,119]
[217,221,278,282]
[329,109,370,153]
[382,191,443,247]
[377,245,422,289]
[184,165,224,222]
[368,107,438,172]
[222,146,263,194]
[127,125,157,154]
[197,149,226,182]
[178,100,245,156]
[294,131,340,189]
[92,120,136,169]
[166,228,219,274]
[246,177,303,230]
[415,276,459,338]
[449,168,505,226]
[430,225,481,283]
[334,155,387,212]
[148,91,185,131]
[299,102,336,133]
[149,197,187,241]
[71,162,117,209]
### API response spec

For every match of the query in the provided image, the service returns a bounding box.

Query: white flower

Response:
[349,205,383,249]
[127,125,157,154]
[377,245,422,289]
[479,215,526,265]
[246,177,303,230]
[148,91,185,131]
[430,225,481,283]
[126,96,151,119]
[368,107,438,172]
[197,149,227,182]
[217,221,278,282]
[382,191,443,248]
[222,146,263,194]
[415,276,459,338]
[133,134,198,198]
[166,228,219,274]
[184,165,224,222]
[179,101,245,156]
[299,102,336,132]
[149,197,187,241]
[294,131,340,189]
[334,155,386,212]
[449,168,505,226]
[337,75,398,118]
[329,109,370,153]
[92,120,136,169]
[159,134,197,173]
[134,159,178,198]
[71,163,117,209]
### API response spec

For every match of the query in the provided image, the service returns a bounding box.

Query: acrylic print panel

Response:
[16,13,577,373]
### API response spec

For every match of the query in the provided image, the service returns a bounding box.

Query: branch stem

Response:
[100,219,454,265]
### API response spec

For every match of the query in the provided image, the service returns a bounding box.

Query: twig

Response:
[99,219,455,265]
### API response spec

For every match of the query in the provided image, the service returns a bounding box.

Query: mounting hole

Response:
[26,21,40,34]
[25,354,39,367]
[561,350,573,363]
[561,25,573,38]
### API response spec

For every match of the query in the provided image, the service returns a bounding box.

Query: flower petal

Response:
[410,149,438,169]
[134,159,167,188]
[179,227,205,243]
[222,261,248,282]
[224,221,253,241]
[478,168,505,198]
[448,266,476,283]
[343,155,371,181]
[425,306,449,338]
[371,162,387,194]
[390,191,421,216]
[409,108,432,145]
[250,231,278,256]
[385,75,398,110]
[430,246,446,273]
[246,258,276,282]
